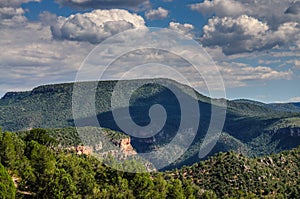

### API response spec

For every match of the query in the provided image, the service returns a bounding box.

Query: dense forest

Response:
[1,128,300,198]
[0,129,207,199]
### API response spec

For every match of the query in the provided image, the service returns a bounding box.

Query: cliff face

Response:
[71,137,137,157]
[119,138,137,156]
[76,145,93,155]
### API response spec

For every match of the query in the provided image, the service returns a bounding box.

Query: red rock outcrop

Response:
[119,138,137,156]
[76,145,93,155]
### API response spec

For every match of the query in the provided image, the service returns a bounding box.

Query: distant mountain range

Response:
[1,79,300,170]
[233,99,300,113]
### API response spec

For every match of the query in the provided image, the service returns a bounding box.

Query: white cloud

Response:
[285,1,300,15]
[202,15,300,55]
[219,62,293,88]
[292,60,300,69]
[289,97,300,102]
[190,0,246,17]
[145,7,169,20]
[0,7,27,26]
[0,0,39,27]
[51,9,146,44]
[258,59,282,65]
[168,22,194,38]
[0,22,94,96]
[0,0,40,27]
[0,7,25,17]
[0,0,40,7]
[39,11,57,26]
[190,0,296,27]
[55,0,150,10]
[190,0,300,54]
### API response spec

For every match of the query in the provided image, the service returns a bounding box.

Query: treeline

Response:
[166,148,300,198]
[2,128,300,198]
[0,129,209,199]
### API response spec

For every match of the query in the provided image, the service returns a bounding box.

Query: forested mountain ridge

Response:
[165,145,300,198]
[1,79,300,169]
[233,99,300,113]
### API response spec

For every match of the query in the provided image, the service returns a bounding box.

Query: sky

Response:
[0,0,300,103]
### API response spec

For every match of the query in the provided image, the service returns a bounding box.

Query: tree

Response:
[25,140,56,193]
[0,163,16,199]
[182,180,199,199]
[24,129,57,148]
[130,173,155,199]
[167,179,185,199]
[43,168,77,199]
[152,173,168,199]
[199,190,217,199]
[0,132,16,169]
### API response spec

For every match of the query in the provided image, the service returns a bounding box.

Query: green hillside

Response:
[233,99,300,113]
[1,128,300,198]
[165,146,300,198]
[1,79,300,169]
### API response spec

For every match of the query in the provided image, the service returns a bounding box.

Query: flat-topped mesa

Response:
[1,91,30,101]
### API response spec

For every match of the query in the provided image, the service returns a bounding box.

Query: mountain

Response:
[233,99,300,113]
[268,102,300,113]
[1,79,300,170]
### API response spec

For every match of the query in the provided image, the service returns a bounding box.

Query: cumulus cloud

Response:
[55,0,150,10]
[190,0,300,54]
[0,0,40,27]
[0,22,94,96]
[0,7,24,18]
[285,1,300,15]
[39,11,58,26]
[51,9,146,44]
[202,15,300,55]
[145,7,169,20]
[190,0,246,17]
[0,7,27,26]
[190,0,296,26]
[219,62,293,87]
[168,22,194,37]
[0,0,40,7]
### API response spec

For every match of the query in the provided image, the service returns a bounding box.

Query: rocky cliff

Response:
[70,137,137,157]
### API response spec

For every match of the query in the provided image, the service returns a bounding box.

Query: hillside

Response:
[0,129,203,198]
[165,146,300,198]
[1,128,300,198]
[1,79,300,169]
[233,99,300,113]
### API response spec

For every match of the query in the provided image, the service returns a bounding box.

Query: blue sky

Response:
[22,0,81,20]
[21,0,208,32]
[1,0,300,103]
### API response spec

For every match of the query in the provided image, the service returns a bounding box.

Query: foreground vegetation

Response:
[0,129,206,198]
[1,128,300,198]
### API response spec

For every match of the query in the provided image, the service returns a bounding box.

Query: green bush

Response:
[0,163,16,199]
